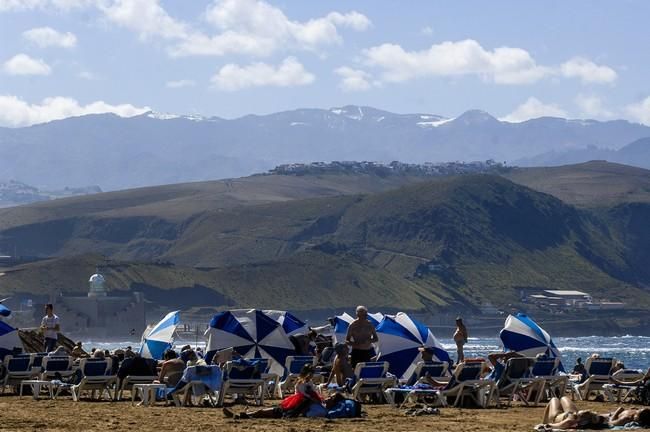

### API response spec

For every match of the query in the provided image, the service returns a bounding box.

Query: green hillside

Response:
[2,169,650,318]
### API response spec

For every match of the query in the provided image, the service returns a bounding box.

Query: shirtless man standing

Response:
[345,305,378,368]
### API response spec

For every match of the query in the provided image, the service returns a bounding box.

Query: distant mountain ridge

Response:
[1,105,649,191]
[517,137,650,168]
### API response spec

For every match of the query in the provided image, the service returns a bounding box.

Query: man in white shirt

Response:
[40,303,60,352]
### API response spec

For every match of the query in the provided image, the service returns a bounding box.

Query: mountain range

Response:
[2,106,650,191]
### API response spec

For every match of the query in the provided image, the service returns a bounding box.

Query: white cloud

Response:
[575,94,614,119]
[23,27,77,48]
[0,94,150,127]
[625,97,650,126]
[363,39,552,85]
[165,79,195,89]
[3,54,51,75]
[420,26,433,36]
[501,97,568,122]
[334,66,375,92]
[171,0,370,57]
[0,0,94,11]
[361,40,618,87]
[560,57,617,84]
[210,57,314,91]
[78,70,98,80]
[98,0,188,40]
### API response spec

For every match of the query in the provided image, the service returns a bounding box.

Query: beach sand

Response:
[0,396,645,432]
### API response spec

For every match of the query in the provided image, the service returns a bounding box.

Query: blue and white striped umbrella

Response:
[500,313,563,369]
[332,311,384,344]
[263,310,307,336]
[376,312,451,380]
[139,310,180,360]
[205,309,295,376]
[0,304,10,317]
[0,320,22,361]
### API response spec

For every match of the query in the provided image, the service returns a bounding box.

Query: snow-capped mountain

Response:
[0,105,649,191]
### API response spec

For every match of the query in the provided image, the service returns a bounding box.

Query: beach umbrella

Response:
[0,320,22,361]
[139,310,180,360]
[331,311,384,344]
[263,310,307,336]
[205,309,295,376]
[500,313,563,370]
[0,304,10,317]
[376,312,452,380]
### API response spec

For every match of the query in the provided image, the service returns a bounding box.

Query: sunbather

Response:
[326,343,354,387]
[223,364,322,419]
[155,349,184,387]
[541,396,650,429]
[541,396,606,429]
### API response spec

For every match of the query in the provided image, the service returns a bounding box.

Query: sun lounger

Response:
[407,360,449,386]
[573,357,615,400]
[1,355,39,393]
[41,356,74,380]
[498,357,544,406]
[350,361,396,402]
[171,365,223,407]
[530,358,568,402]
[71,358,117,401]
[602,369,647,403]
[279,355,317,398]
[217,360,265,407]
[442,362,499,408]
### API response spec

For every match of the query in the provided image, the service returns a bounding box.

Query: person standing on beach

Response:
[40,303,60,353]
[453,316,468,364]
[345,305,378,368]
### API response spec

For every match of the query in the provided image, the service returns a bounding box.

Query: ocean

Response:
[83,335,650,370]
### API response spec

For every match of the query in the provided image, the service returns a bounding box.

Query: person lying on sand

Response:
[540,396,650,429]
[223,364,322,419]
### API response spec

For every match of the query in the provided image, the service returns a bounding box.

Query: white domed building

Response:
[55,269,145,337]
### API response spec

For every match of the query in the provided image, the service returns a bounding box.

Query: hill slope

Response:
[2,172,650,316]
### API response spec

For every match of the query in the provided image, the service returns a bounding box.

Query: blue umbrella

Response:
[0,320,22,361]
[205,309,295,376]
[263,310,307,336]
[500,313,563,370]
[376,312,451,380]
[139,310,180,360]
[0,304,10,318]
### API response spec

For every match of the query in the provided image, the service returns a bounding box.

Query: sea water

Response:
[83,335,650,370]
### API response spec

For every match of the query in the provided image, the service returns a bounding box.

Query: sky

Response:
[1,0,649,127]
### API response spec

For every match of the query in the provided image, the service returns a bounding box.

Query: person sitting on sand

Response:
[223,364,323,419]
[326,343,354,388]
[156,349,185,387]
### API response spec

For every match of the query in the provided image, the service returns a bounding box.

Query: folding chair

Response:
[351,361,396,402]
[71,358,117,401]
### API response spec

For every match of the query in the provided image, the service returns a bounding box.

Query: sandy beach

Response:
[0,397,645,432]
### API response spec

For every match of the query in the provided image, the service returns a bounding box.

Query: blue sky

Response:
[1,0,649,126]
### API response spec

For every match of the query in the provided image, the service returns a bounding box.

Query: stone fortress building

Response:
[54,269,145,337]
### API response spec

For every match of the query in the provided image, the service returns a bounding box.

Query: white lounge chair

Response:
[71,358,117,401]
[41,356,74,381]
[442,362,499,408]
[350,361,396,402]
[2,355,39,393]
[497,357,544,406]
[573,357,615,400]
[217,360,265,407]
[278,355,317,398]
